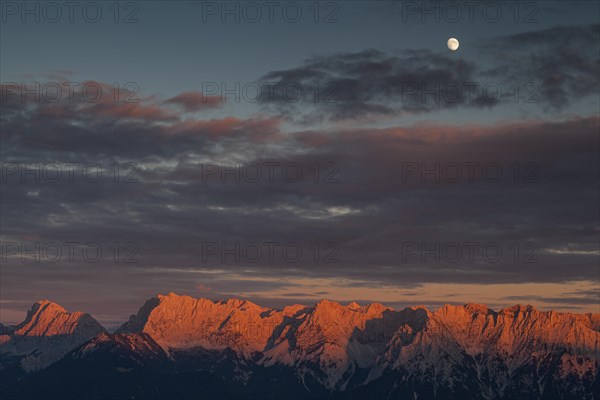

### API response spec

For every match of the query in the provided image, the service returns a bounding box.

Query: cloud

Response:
[257,48,485,121]
[482,24,600,110]
[164,91,222,112]
[0,82,283,160]
[254,25,599,122]
[1,83,597,287]
[502,294,599,307]
[1,79,598,319]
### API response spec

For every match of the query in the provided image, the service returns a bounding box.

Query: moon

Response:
[447,37,460,51]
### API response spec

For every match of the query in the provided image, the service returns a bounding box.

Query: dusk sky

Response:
[1,0,599,327]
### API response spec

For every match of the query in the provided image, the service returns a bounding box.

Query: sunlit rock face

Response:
[0,300,105,371]
[1,294,598,399]
[114,293,599,396]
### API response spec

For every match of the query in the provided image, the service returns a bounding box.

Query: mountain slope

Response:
[114,293,600,398]
[0,300,106,372]
[366,304,600,399]
[1,294,598,399]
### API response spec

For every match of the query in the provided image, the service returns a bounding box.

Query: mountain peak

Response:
[314,298,342,310]
[346,301,361,310]
[32,300,67,314]
[157,292,188,301]
[15,300,103,337]
[221,298,261,310]
[3,300,105,372]
[2,293,599,397]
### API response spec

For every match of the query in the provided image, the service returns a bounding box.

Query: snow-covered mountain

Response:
[0,300,105,372]
[1,293,598,399]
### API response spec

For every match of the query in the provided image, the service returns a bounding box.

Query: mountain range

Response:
[1,293,598,399]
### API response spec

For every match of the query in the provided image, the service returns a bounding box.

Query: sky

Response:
[0,0,599,327]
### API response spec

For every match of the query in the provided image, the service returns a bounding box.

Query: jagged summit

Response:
[1,294,598,398]
[154,292,263,311]
[32,299,67,312]
[314,298,343,309]
[346,301,361,310]
[104,294,600,390]
[14,300,104,338]
[1,300,106,371]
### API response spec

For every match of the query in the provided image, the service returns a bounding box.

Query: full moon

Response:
[447,37,460,51]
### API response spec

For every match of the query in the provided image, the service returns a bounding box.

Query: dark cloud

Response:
[257,48,486,121]
[255,25,599,121]
[483,24,600,110]
[2,21,599,321]
[1,84,598,295]
[0,82,282,160]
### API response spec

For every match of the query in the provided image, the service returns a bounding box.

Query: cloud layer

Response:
[1,24,599,320]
